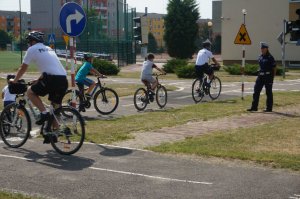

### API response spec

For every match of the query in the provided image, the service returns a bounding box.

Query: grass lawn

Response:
[84,91,300,144]
[0,191,41,199]
[149,118,300,171]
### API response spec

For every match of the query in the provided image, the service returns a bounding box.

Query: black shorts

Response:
[195,63,214,78]
[31,73,68,104]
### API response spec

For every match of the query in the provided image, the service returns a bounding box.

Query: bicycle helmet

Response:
[202,39,212,48]
[26,31,44,43]
[84,53,93,60]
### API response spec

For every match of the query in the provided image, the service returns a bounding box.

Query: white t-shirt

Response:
[23,43,67,76]
[195,48,214,66]
[141,60,154,77]
[2,85,16,102]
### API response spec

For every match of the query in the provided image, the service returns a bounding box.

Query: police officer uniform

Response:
[247,42,276,112]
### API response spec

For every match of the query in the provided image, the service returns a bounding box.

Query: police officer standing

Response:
[247,42,276,112]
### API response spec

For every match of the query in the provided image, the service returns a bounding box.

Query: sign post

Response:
[234,9,251,100]
[63,35,69,70]
[59,2,86,108]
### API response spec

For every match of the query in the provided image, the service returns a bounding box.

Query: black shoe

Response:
[205,82,211,88]
[79,105,86,112]
[247,108,258,112]
[36,112,50,125]
[43,134,57,144]
[263,109,272,112]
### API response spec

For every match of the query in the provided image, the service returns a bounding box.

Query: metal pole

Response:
[241,11,246,100]
[282,19,286,79]
[70,37,76,108]
[117,0,120,67]
[19,0,22,63]
[87,0,89,51]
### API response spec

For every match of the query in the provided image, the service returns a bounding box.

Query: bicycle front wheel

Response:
[133,88,148,111]
[0,103,31,148]
[156,85,167,108]
[49,106,85,155]
[93,88,119,115]
[192,78,205,103]
[209,76,222,100]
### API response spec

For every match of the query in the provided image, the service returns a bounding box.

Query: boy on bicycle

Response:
[141,53,166,99]
[2,74,16,107]
[195,39,220,87]
[75,53,105,112]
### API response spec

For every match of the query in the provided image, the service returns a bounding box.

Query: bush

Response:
[224,64,283,76]
[163,59,188,73]
[175,64,197,78]
[93,58,120,75]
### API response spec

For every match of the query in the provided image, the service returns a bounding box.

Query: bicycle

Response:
[192,64,222,103]
[62,76,119,115]
[0,80,85,155]
[133,73,167,111]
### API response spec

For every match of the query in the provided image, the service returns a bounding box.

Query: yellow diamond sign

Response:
[234,24,251,45]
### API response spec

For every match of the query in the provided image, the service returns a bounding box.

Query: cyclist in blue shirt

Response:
[75,53,105,112]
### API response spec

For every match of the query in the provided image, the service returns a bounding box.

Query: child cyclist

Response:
[141,53,166,101]
[2,74,16,107]
[75,53,105,112]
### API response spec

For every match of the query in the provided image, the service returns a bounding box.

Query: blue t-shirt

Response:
[75,62,93,82]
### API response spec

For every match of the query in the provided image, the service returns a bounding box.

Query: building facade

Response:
[137,12,166,48]
[218,0,300,64]
[0,10,31,37]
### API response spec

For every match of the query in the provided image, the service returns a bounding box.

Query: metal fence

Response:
[1,0,136,67]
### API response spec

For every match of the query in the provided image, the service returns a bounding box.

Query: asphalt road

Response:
[1,74,300,198]
[0,141,299,199]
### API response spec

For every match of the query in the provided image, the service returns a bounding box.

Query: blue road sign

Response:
[59,2,86,37]
[48,34,55,44]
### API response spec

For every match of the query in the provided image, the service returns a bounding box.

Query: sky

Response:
[0,0,213,19]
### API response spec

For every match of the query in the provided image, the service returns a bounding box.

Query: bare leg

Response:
[27,88,46,112]
[86,82,96,94]
[151,80,158,91]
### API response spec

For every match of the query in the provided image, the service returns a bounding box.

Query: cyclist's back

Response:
[195,39,220,81]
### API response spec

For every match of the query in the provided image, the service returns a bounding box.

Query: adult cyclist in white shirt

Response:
[195,39,220,86]
[11,31,68,127]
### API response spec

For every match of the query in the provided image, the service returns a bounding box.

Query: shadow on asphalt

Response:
[3,147,95,171]
[97,145,133,157]
[83,115,120,121]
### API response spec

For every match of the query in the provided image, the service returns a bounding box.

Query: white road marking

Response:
[175,87,185,92]
[89,166,213,185]
[0,154,33,161]
[175,95,191,99]
[122,103,135,107]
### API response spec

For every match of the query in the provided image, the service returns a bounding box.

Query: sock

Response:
[207,79,211,83]
[42,111,48,114]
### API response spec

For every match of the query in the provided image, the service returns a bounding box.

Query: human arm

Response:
[11,63,29,83]
[90,67,106,78]
[211,57,220,68]
[153,64,166,75]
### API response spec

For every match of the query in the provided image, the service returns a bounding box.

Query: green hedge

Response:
[93,58,120,75]
[163,59,188,73]
[224,64,283,76]
[175,64,197,78]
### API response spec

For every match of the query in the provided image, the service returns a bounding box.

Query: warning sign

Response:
[234,24,251,45]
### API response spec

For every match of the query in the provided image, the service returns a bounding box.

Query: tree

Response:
[148,32,158,53]
[164,0,199,59]
[0,30,12,49]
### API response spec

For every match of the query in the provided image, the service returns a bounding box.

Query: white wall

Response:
[221,0,300,62]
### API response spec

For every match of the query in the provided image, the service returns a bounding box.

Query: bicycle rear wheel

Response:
[192,78,205,103]
[133,88,148,111]
[209,76,222,100]
[48,106,85,155]
[62,89,80,109]
[156,85,167,108]
[0,103,31,148]
[94,88,119,115]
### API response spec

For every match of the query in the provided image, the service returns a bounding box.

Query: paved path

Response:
[113,104,300,149]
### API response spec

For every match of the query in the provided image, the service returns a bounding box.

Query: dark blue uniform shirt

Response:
[258,54,276,72]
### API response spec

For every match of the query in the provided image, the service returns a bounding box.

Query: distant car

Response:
[92,53,112,61]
